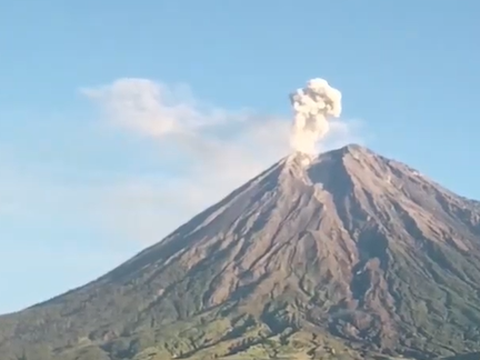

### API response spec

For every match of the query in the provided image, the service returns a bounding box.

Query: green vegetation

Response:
[3,313,365,360]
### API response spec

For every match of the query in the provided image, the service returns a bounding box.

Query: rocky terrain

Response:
[2,144,480,360]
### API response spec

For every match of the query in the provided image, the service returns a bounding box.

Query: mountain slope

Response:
[3,144,480,360]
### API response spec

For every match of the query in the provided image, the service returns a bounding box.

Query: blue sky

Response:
[1,1,479,314]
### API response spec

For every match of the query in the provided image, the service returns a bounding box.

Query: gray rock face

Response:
[3,144,480,359]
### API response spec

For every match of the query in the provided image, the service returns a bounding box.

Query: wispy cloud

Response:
[0,79,364,247]
[81,78,364,243]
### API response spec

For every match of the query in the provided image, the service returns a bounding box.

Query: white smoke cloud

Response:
[81,78,361,243]
[290,78,342,154]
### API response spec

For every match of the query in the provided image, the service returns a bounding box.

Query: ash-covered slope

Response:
[3,144,480,360]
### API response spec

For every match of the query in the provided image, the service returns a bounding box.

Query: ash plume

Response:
[289,78,342,154]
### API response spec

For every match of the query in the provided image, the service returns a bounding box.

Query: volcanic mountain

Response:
[3,144,480,360]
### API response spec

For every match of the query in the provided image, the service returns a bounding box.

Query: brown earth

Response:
[2,144,480,360]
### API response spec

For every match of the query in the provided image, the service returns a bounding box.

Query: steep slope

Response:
[3,144,480,360]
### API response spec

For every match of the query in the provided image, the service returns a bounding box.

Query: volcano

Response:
[3,144,480,360]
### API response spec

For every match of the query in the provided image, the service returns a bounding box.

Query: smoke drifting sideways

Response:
[289,78,342,154]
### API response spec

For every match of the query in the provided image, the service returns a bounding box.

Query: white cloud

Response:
[81,78,250,139]
[82,78,363,243]
[0,79,364,245]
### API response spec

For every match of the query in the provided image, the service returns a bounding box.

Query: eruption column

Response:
[289,78,342,154]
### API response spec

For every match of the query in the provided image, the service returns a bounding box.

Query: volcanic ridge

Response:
[2,144,480,360]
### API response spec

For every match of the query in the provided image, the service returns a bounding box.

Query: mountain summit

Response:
[3,144,480,360]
